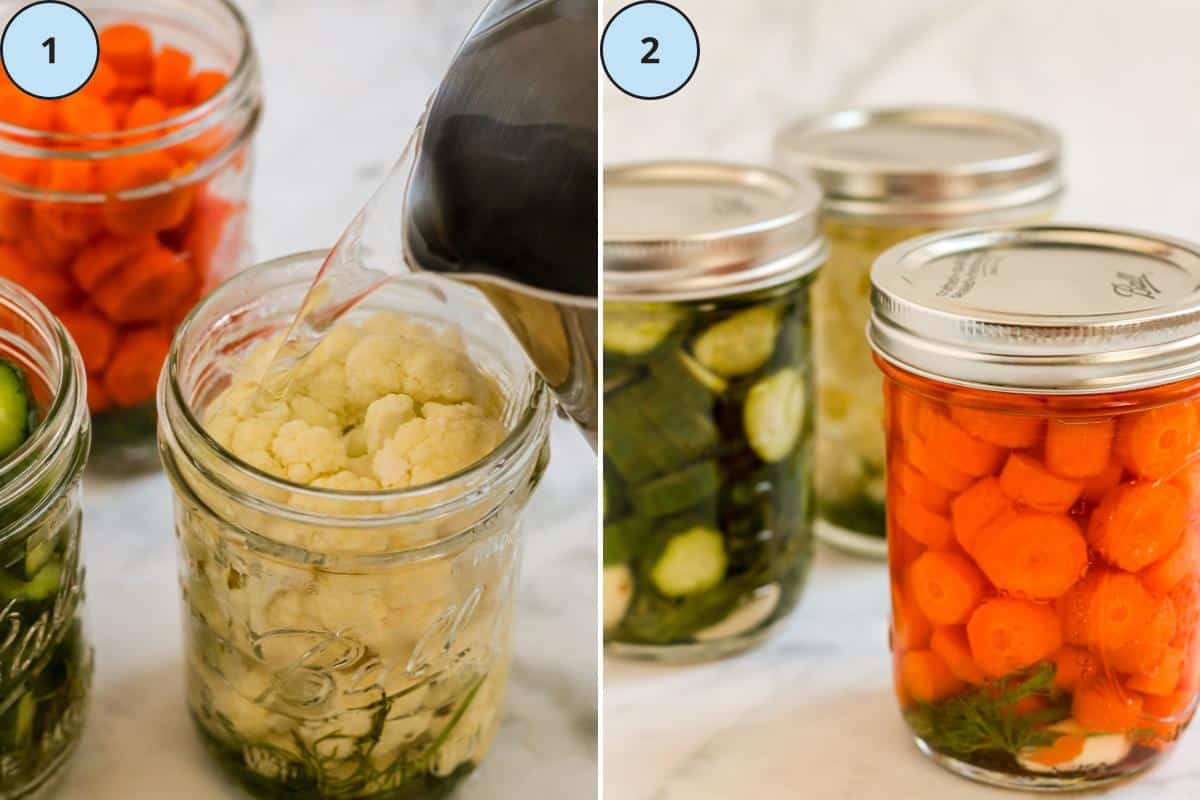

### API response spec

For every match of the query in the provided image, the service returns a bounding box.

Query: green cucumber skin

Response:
[602,287,817,647]
[0,359,32,461]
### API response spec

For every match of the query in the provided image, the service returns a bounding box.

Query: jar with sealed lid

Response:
[775,107,1063,557]
[0,0,262,473]
[603,162,825,662]
[871,225,1200,790]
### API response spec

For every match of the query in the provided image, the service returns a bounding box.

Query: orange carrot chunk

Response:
[33,160,102,244]
[892,489,955,550]
[1059,569,1155,651]
[124,95,168,131]
[152,46,194,107]
[909,551,986,626]
[1128,646,1186,696]
[1109,595,1177,675]
[893,582,932,651]
[92,244,194,324]
[70,234,155,292]
[58,308,118,374]
[0,244,76,311]
[931,626,986,686]
[1080,460,1124,504]
[100,24,154,76]
[951,477,1012,555]
[1142,533,1199,595]
[1045,418,1115,478]
[1073,679,1144,734]
[55,94,117,135]
[893,457,952,514]
[905,434,973,493]
[86,374,112,414]
[918,404,1006,477]
[949,404,1045,449]
[100,152,194,234]
[1088,481,1187,572]
[1142,686,1195,721]
[974,512,1087,601]
[1052,646,1098,692]
[1116,403,1200,481]
[967,597,1063,678]
[102,327,170,407]
[191,70,228,105]
[1026,733,1087,767]
[902,649,965,704]
[998,453,1084,513]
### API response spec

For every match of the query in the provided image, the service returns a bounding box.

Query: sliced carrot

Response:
[92,244,194,324]
[1080,460,1124,504]
[892,489,954,550]
[123,95,168,131]
[190,70,228,105]
[905,435,973,493]
[967,597,1063,678]
[1072,678,1144,733]
[1128,646,1186,696]
[893,457,952,514]
[1142,686,1195,721]
[949,404,1045,449]
[909,551,986,626]
[86,374,112,414]
[152,46,194,107]
[55,94,117,136]
[1116,403,1200,481]
[0,92,55,131]
[1053,646,1098,692]
[1088,481,1187,572]
[102,327,170,407]
[1109,595,1177,675]
[0,194,29,241]
[973,512,1088,600]
[918,404,1006,477]
[80,60,118,101]
[998,453,1083,513]
[100,152,194,234]
[100,24,154,76]
[0,244,76,310]
[931,626,986,685]
[950,477,1012,555]
[1170,580,1200,645]
[893,581,932,651]
[70,234,155,292]
[16,226,79,273]
[58,308,117,374]
[1045,419,1115,478]
[33,160,102,244]
[1059,569,1155,651]
[1142,533,1199,595]
[1026,733,1086,767]
[902,649,965,704]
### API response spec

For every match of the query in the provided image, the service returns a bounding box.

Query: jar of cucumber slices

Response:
[603,162,826,662]
[0,278,91,798]
[774,107,1063,558]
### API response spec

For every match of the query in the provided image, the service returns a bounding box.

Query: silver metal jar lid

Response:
[774,107,1063,224]
[868,225,1200,394]
[604,161,827,301]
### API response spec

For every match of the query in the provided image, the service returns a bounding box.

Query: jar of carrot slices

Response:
[871,225,1200,790]
[0,0,262,471]
[775,107,1063,558]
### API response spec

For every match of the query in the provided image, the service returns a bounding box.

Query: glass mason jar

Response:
[0,279,91,798]
[775,107,1064,558]
[157,252,552,799]
[603,162,826,663]
[0,0,262,473]
[870,226,1200,790]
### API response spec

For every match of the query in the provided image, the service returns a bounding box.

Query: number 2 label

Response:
[641,36,660,64]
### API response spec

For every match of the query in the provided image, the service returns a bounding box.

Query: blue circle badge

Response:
[602,1,698,100]
[2,2,99,100]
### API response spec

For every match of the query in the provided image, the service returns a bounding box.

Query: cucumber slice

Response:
[0,360,31,460]
[692,305,782,377]
[22,561,62,601]
[649,350,727,400]
[2,692,35,748]
[25,538,54,578]
[604,516,647,566]
[632,460,719,518]
[744,368,806,463]
[604,565,635,630]
[604,303,687,357]
[650,526,728,598]
[677,351,728,395]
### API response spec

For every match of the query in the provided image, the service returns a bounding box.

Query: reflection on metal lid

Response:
[604,161,827,301]
[869,225,1200,394]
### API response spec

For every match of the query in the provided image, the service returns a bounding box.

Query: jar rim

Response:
[0,0,262,199]
[159,250,553,562]
[0,279,88,543]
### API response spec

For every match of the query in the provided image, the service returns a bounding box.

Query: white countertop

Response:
[604,0,1200,797]
[56,1,599,798]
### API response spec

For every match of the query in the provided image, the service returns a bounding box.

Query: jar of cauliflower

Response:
[774,107,1064,558]
[157,251,552,799]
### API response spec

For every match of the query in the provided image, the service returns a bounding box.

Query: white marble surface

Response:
[604,0,1200,797]
[56,1,599,798]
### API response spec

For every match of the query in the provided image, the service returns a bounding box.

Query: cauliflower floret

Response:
[344,334,490,407]
[373,407,506,489]
[363,394,417,455]
[270,420,349,484]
